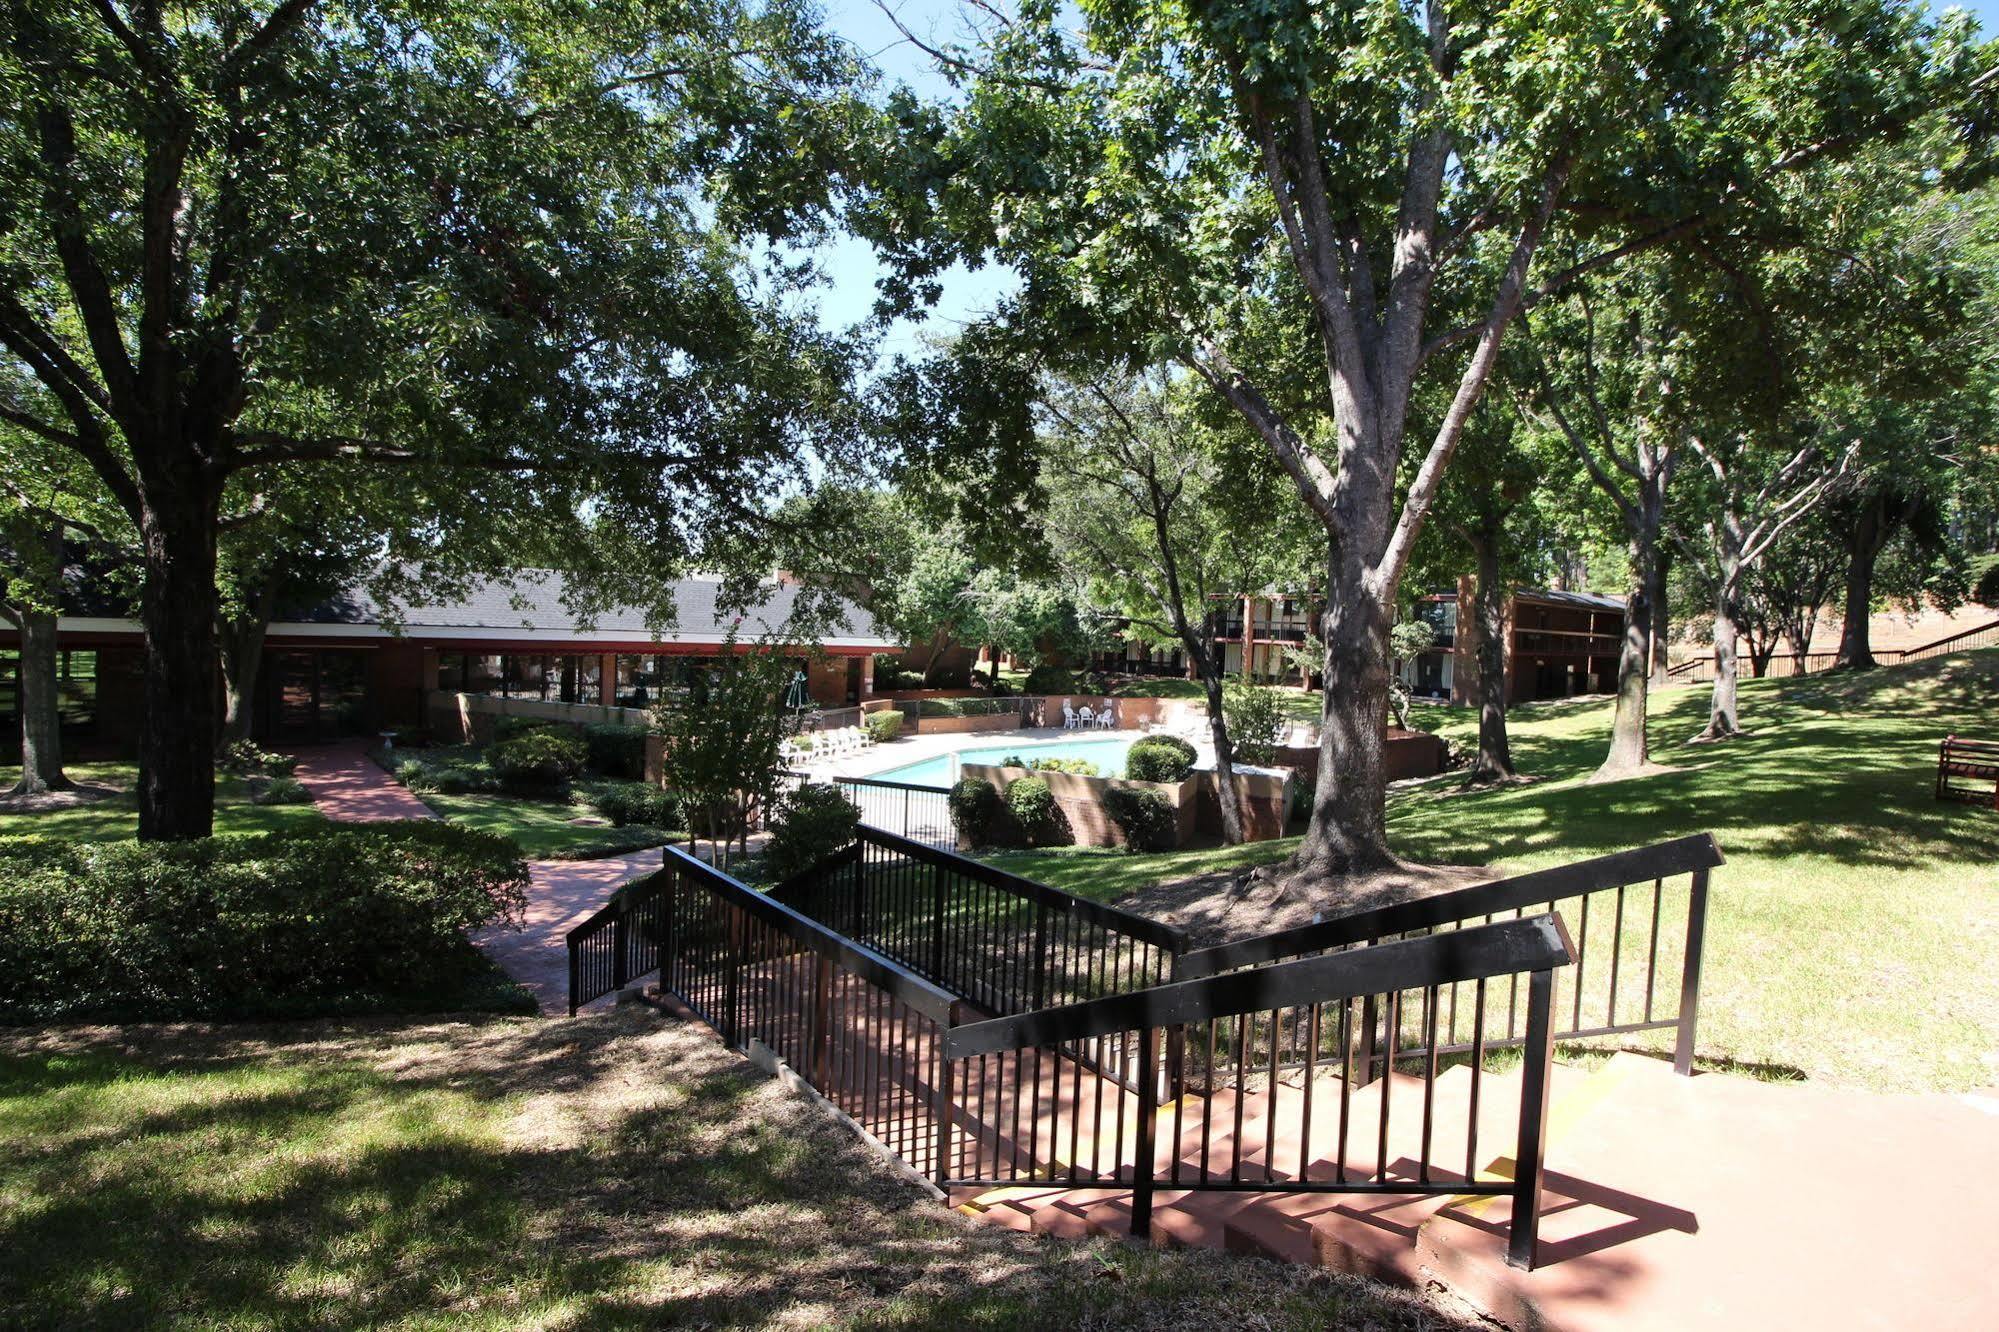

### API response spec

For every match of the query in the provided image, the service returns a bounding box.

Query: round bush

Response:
[1005,775,1058,840]
[591,780,682,829]
[1101,786,1176,852]
[1125,735,1197,783]
[864,709,905,743]
[583,722,650,778]
[947,777,1003,848]
[0,822,529,1022]
[488,729,587,793]
[762,782,862,882]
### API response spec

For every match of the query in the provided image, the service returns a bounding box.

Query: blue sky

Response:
[807,0,1999,354]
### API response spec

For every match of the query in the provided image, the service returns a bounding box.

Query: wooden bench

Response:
[1936,736,1999,809]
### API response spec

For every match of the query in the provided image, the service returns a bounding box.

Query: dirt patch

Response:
[0,782,123,814]
[1112,859,1495,947]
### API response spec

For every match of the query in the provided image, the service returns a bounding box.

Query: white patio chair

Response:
[1062,702,1079,730]
[1095,703,1116,730]
[1078,705,1096,729]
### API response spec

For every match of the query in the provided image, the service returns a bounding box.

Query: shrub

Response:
[1102,786,1176,852]
[1223,681,1287,766]
[488,729,588,794]
[397,756,497,795]
[864,709,906,743]
[583,722,650,778]
[1023,664,1077,694]
[1000,754,1099,776]
[0,822,529,1022]
[1126,735,1197,783]
[591,780,682,829]
[493,715,559,742]
[918,697,1019,718]
[249,776,312,806]
[762,782,862,882]
[947,777,1004,848]
[1006,776,1068,845]
[218,739,297,777]
[1976,559,1999,609]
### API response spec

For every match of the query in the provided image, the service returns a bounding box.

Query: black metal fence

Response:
[1175,833,1721,1074]
[781,772,956,851]
[769,826,1187,1019]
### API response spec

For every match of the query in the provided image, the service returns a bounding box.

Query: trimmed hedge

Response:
[916,697,1019,718]
[493,715,558,742]
[1125,735,1197,783]
[864,709,905,743]
[1005,776,1070,845]
[947,777,1004,848]
[583,722,649,778]
[591,781,682,829]
[1102,786,1176,852]
[762,782,861,882]
[488,729,587,794]
[0,822,531,1022]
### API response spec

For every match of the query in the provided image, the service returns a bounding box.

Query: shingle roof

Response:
[290,570,892,647]
[1514,587,1626,613]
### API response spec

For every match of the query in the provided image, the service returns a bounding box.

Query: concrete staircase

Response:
[954,1052,1999,1330]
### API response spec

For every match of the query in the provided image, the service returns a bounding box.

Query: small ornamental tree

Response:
[651,638,791,871]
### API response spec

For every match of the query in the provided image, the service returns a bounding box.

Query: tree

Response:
[1035,371,1309,843]
[651,639,793,872]
[1,0,869,837]
[890,0,1990,886]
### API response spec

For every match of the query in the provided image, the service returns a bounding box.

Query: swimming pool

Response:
[869,735,1183,787]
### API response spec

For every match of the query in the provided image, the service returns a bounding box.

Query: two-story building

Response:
[1397,584,1626,704]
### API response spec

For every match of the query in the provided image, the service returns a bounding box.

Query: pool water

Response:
[872,736,1182,787]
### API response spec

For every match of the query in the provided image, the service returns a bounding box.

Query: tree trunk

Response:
[1598,563,1652,777]
[7,605,72,796]
[1834,495,1885,670]
[1201,670,1247,845]
[1286,561,1395,876]
[136,478,222,839]
[218,583,276,748]
[1646,545,1673,690]
[1701,599,1742,738]
[1462,530,1518,784]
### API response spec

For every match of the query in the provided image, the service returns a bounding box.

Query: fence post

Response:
[1030,901,1050,1011]
[1508,967,1557,1271]
[566,938,580,1017]
[811,954,833,1090]
[611,906,629,995]
[1357,992,1380,1086]
[929,859,948,981]
[722,906,743,1049]
[934,1001,960,1187]
[1130,1025,1161,1241]
[1673,869,1711,1076]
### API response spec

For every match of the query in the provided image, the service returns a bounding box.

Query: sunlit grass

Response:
[0,761,326,841]
[415,789,676,860]
[992,651,1999,1091]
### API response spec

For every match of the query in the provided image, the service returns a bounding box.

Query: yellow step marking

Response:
[1442,1056,1640,1218]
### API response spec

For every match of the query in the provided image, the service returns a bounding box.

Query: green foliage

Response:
[1023,664,1080,694]
[917,697,1019,718]
[1101,786,1176,852]
[217,740,297,778]
[248,776,312,807]
[1975,559,1999,609]
[762,783,861,882]
[590,782,682,830]
[487,730,588,795]
[1004,776,1062,845]
[947,777,1004,849]
[0,822,528,1021]
[864,709,906,743]
[395,754,498,796]
[1222,682,1285,767]
[493,716,560,742]
[651,638,791,867]
[583,723,650,779]
[872,657,926,690]
[1000,754,1100,776]
[1125,735,1197,783]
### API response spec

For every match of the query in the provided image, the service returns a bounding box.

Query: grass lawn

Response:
[0,1008,1466,1332]
[414,788,678,860]
[0,761,325,841]
[991,650,1999,1093]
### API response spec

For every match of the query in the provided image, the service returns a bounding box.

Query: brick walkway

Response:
[286,740,663,1015]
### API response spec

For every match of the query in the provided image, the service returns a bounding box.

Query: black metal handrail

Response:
[1175,832,1721,1075]
[936,914,1577,1270]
